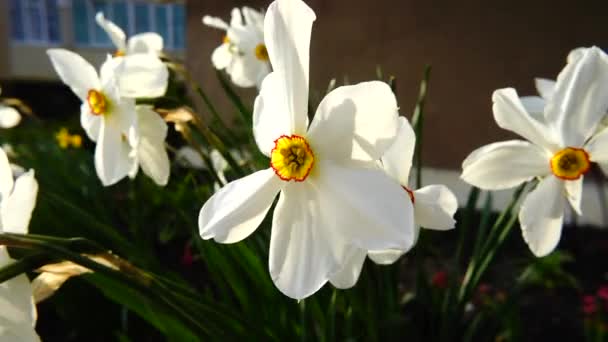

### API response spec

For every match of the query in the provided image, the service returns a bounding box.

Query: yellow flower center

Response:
[254,43,269,61]
[550,147,590,180]
[270,135,314,182]
[87,90,109,116]
[223,35,230,44]
[114,50,126,57]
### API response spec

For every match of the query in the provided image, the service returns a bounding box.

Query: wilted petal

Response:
[461,140,549,190]
[413,184,457,230]
[329,248,367,289]
[128,33,163,54]
[317,160,415,251]
[199,168,283,243]
[545,47,608,147]
[269,182,346,299]
[492,88,558,151]
[308,81,399,162]
[95,12,126,52]
[564,177,582,216]
[253,72,293,156]
[134,106,170,186]
[0,106,21,128]
[381,116,416,184]
[47,49,100,101]
[520,176,565,257]
[1,170,38,234]
[264,0,316,135]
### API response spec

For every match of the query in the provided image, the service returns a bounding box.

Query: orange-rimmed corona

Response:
[270,135,314,182]
[254,43,269,61]
[87,89,109,116]
[402,186,415,204]
[550,147,590,180]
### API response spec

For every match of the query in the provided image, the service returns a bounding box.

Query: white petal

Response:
[329,248,367,289]
[127,33,163,54]
[202,16,229,30]
[135,106,170,186]
[199,168,282,243]
[413,185,457,230]
[519,96,546,117]
[47,49,100,101]
[545,47,608,147]
[269,182,347,299]
[317,160,415,251]
[0,106,21,128]
[535,78,556,100]
[230,8,243,27]
[567,47,587,63]
[211,44,232,70]
[227,55,259,88]
[492,88,558,151]
[80,103,102,142]
[585,126,608,163]
[176,147,205,170]
[95,12,126,52]
[564,177,582,216]
[461,140,549,190]
[112,54,168,98]
[94,120,133,186]
[210,149,228,173]
[0,247,38,339]
[308,81,399,162]
[599,162,608,177]
[380,116,416,184]
[264,0,316,135]
[0,147,14,200]
[242,7,264,28]
[252,72,292,156]
[1,170,38,234]
[520,176,566,257]
[368,249,404,265]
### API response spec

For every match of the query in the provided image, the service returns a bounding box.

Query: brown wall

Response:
[186,0,608,169]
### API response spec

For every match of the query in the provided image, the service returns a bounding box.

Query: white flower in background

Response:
[203,7,271,88]
[177,147,250,191]
[96,12,163,56]
[47,50,169,186]
[199,0,414,299]
[0,147,40,341]
[330,117,457,288]
[461,47,608,257]
[0,88,21,129]
[126,106,170,186]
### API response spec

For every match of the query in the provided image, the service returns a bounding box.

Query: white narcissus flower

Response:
[329,117,458,288]
[96,12,163,56]
[0,147,40,341]
[0,88,21,129]
[199,0,414,299]
[203,7,271,88]
[461,47,608,257]
[47,50,170,186]
[127,106,170,186]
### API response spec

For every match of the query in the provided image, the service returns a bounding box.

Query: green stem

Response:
[411,65,431,189]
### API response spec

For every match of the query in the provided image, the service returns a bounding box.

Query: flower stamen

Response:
[550,147,590,180]
[271,135,314,182]
[87,90,109,116]
[254,43,269,61]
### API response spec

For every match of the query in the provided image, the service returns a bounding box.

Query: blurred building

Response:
[0,0,185,80]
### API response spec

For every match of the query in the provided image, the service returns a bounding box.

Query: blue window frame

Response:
[9,0,61,44]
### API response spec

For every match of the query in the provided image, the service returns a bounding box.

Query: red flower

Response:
[181,242,194,267]
[597,286,608,301]
[583,295,598,316]
[431,271,448,289]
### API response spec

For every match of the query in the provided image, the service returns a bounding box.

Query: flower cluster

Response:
[47,13,171,187]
